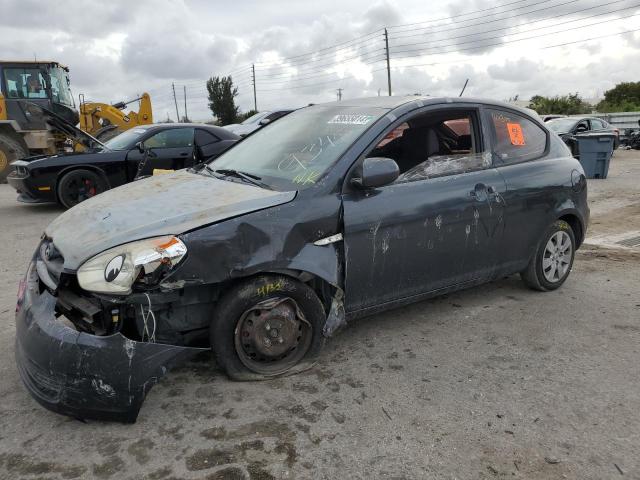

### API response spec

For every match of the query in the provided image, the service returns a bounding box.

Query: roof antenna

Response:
[459,79,469,97]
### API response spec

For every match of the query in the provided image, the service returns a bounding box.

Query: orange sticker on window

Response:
[506,123,525,146]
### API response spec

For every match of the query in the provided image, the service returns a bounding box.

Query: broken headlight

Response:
[77,236,187,294]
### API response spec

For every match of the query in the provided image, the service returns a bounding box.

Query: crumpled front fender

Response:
[15,265,207,423]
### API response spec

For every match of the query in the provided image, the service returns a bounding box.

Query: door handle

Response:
[470,183,486,198]
[179,152,189,157]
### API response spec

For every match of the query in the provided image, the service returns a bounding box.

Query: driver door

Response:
[342,108,506,313]
[126,128,195,178]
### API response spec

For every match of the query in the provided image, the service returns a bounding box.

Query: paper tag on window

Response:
[507,123,525,146]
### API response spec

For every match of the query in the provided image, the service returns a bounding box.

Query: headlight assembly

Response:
[77,236,187,294]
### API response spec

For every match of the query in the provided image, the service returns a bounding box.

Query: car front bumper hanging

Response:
[15,263,207,423]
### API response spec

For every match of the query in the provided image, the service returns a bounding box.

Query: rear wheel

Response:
[521,220,576,291]
[0,134,28,183]
[211,275,326,381]
[57,169,108,209]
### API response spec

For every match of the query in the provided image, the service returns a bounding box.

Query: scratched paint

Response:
[91,379,116,397]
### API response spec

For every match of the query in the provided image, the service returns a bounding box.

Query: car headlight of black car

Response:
[77,236,187,294]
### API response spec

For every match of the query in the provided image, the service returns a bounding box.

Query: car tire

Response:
[0,134,27,183]
[57,169,109,209]
[210,275,326,381]
[521,219,576,291]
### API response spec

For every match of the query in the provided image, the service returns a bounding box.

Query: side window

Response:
[3,68,48,99]
[365,110,491,183]
[194,129,219,146]
[575,120,589,132]
[145,128,194,149]
[591,119,604,129]
[486,109,547,164]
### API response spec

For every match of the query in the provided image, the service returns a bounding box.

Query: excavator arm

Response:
[79,92,153,140]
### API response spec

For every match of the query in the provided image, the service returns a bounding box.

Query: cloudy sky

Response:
[3,0,640,121]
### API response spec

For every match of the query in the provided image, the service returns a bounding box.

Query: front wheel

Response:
[57,169,108,209]
[521,219,576,291]
[211,275,326,381]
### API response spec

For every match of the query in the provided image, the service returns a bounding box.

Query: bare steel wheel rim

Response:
[234,297,312,375]
[542,230,572,283]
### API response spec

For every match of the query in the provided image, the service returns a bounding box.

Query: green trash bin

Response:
[573,133,615,179]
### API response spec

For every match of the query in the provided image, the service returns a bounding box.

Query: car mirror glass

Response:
[352,157,399,189]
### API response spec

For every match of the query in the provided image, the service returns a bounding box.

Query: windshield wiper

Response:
[208,167,273,190]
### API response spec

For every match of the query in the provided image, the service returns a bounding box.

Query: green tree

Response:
[206,76,239,125]
[528,93,591,115]
[596,82,640,112]
[237,109,258,122]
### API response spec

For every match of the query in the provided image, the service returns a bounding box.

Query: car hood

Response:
[26,149,122,167]
[45,169,296,270]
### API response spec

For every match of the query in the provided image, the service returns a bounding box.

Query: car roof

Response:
[142,123,240,140]
[313,96,541,119]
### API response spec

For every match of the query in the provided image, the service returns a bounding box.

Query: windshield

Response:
[49,67,74,107]
[547,118,578,132]
[241,111,269,125]
[210,105,387,190]
[103,127,149,150]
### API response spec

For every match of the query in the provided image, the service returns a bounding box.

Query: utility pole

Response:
[183,85,188,122]
[252,64,258,112]
[172,83,180,122]
[336,88,343,101]
[384,28,392,96]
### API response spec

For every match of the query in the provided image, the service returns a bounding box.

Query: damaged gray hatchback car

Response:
[15,96,589,422]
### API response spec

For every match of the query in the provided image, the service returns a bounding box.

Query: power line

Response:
[386,0,538,30]
[373,27,640,72]
[389,0,631,42]
[254,54,386,84]
[254,45,385,77]
[388,13,639,60]
[238,0,582,78]
[388,0,581,38]
[254,28,384,67]
[252,2,636,86]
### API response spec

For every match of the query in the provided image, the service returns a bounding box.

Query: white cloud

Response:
[2,0,639,120]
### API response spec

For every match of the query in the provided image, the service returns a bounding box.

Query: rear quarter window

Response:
[486,109,547,164]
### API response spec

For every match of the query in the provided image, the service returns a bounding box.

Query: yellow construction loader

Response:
[0,60,153,181]
[79,92,153,141]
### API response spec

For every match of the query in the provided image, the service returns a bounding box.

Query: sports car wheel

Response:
[57,169,108,209]
[211,275,326,381]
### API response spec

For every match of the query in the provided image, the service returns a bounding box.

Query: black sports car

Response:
[7,122,239,208]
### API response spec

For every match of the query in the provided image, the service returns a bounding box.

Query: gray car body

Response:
[15,96,589,422]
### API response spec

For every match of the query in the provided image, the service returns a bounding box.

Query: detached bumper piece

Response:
[15,263,207,423]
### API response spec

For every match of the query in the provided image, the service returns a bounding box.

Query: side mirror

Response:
[258,118,272,126]
[135,141,145,153]
[351,157,399,189]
